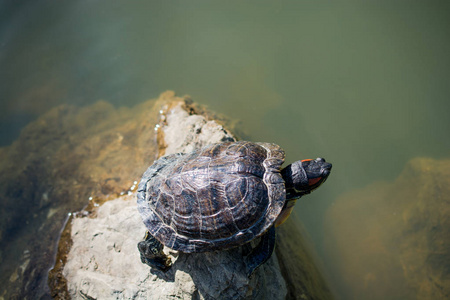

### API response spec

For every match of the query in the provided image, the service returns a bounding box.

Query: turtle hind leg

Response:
[244,225,276,278]
[137,231,172,272]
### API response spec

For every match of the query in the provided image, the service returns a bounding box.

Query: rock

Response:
[324,157,450,300]
[161,100,235,155]
[0,90,239,299]
[61,99,287,299]
[0,90,333,299]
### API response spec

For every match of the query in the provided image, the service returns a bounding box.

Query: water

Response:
[1,1,449,298]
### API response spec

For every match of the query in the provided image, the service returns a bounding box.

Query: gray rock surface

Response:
[63,101,287,299]
[161,101,235,155]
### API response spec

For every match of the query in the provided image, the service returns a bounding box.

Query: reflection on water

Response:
[1,0,450,299]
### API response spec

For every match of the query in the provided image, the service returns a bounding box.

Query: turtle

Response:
[137,141,332,277]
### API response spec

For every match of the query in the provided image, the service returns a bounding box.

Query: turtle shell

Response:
[137,141,286,253]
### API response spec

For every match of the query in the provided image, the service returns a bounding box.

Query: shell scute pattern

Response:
[137,141,286,252]
[228,176,268,230]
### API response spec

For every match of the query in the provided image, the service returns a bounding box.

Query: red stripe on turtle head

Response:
[308,177,322,186]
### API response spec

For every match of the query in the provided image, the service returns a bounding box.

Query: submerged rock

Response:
[61,100,287,299]
[276,214,334,300]
[324,157,450,300]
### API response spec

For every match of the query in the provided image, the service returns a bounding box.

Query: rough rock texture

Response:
[324,157,450,300]
[62,101,287,299]
[160,100,235,155]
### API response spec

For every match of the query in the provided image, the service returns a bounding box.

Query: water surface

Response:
[1,1,449,298]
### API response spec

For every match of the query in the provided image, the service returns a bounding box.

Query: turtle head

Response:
[282,157,332,198]
[275,158,332,227]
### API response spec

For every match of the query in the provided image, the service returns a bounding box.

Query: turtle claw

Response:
[138,231,172,272]
[140,250,172,272]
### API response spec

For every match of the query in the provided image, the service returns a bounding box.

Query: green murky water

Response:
[1,1,449,299]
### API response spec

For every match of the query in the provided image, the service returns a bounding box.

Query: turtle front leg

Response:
[244,225,276,278]
[137,231,172,272]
